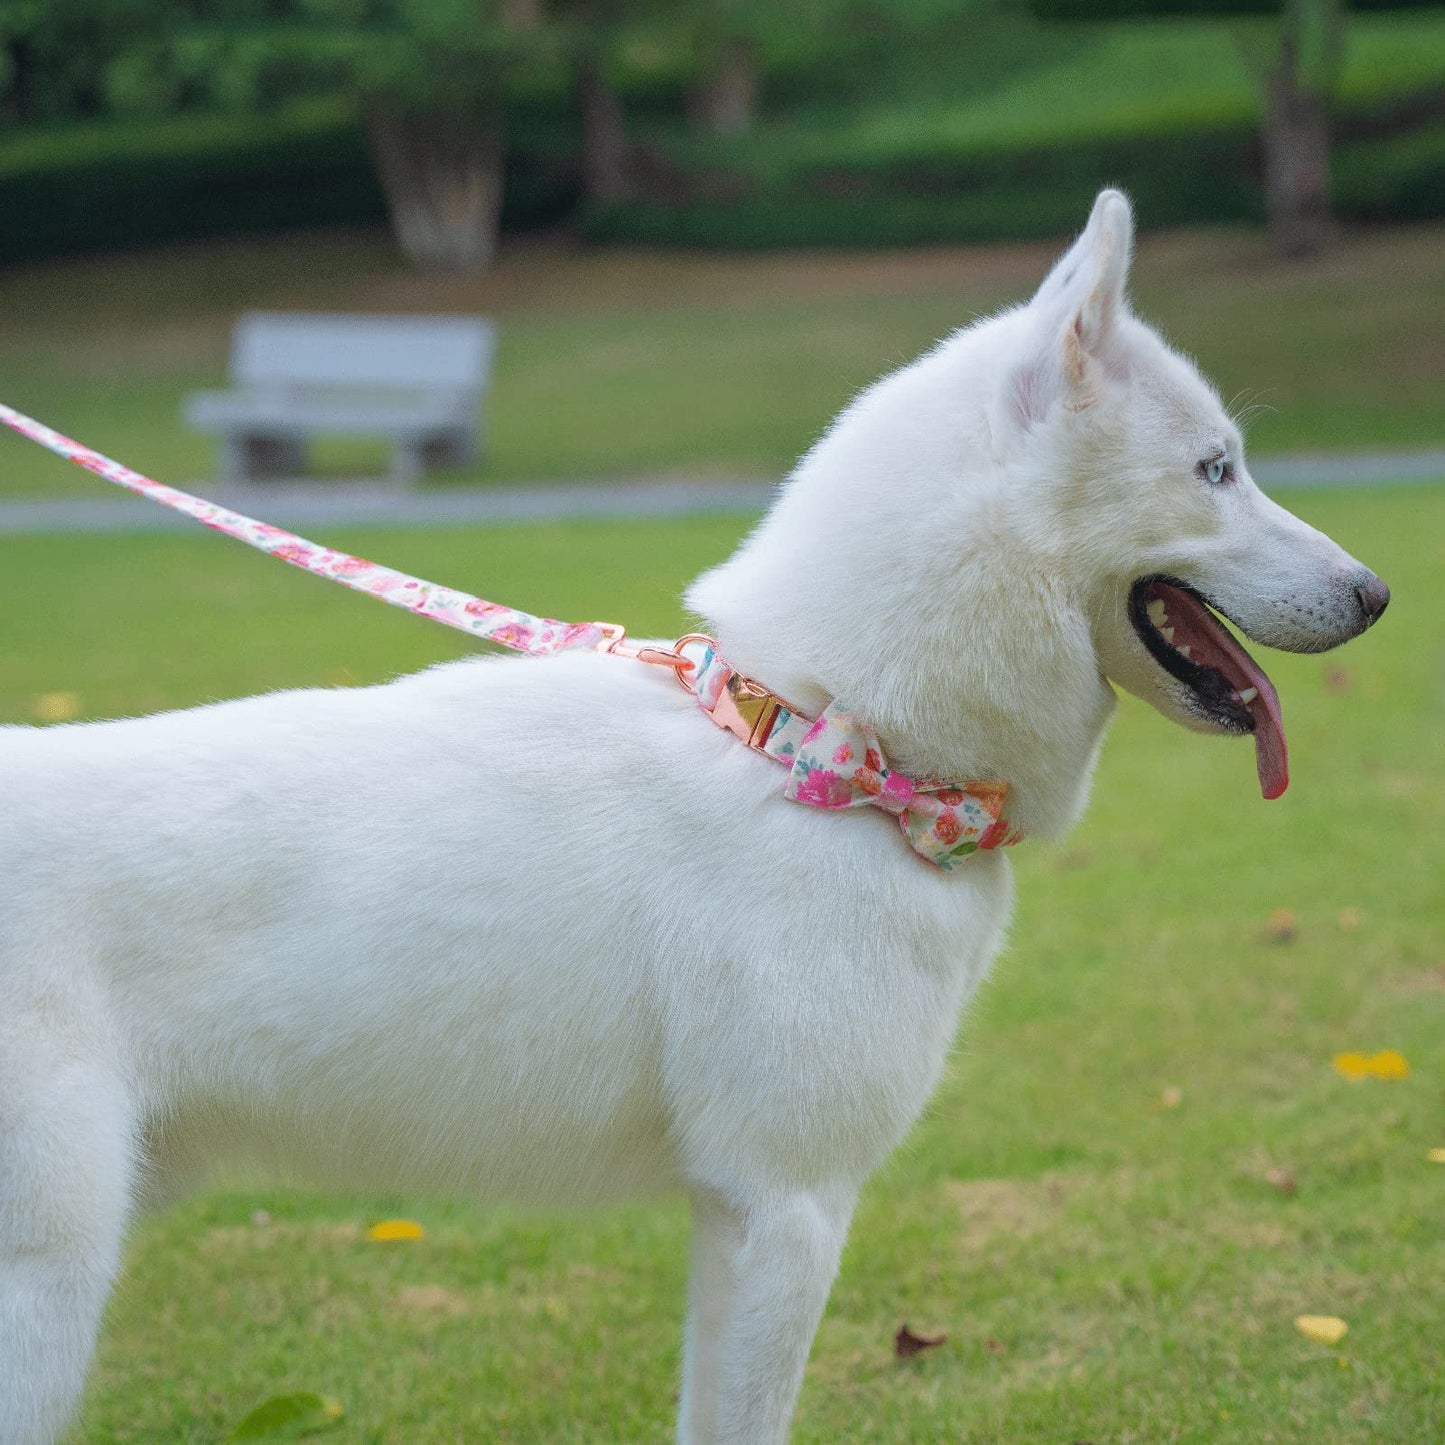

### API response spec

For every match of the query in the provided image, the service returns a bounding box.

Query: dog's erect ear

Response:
[1059,189,1133,376]
[1007,189,1135,428]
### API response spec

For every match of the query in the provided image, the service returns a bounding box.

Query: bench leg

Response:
[426,431,477,469]
[221,435,305,483]
[391,432,476,483]
[246,436,305,480]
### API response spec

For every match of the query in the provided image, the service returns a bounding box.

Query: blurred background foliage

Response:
[2,0,1443,269]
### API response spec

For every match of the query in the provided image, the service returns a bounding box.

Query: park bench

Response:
[184,313,496,483]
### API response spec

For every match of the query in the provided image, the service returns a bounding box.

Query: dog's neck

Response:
[689,456,1117,845]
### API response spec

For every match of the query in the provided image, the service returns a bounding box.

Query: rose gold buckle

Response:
[601,626,786,753]
[709,670,783,750]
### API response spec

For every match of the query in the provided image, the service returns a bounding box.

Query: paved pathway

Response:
[0,451,1440,537]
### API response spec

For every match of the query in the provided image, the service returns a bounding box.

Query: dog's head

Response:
[977,189,1387,799]
[693,190,1387,818]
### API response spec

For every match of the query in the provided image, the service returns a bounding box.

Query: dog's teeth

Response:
[1238,686,1258,704]
[1176,645,1191,659]
[1147,600,1168,627]
[1161,627,1175,643]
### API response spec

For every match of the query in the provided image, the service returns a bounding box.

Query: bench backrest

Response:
[231,313,495,394]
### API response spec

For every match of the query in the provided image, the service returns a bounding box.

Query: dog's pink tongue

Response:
[1201,611,1288,799]
[1162,581,1289,800]
[1249,673,1289,801]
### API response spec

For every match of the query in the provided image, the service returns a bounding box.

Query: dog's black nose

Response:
[1355,573,1390,628]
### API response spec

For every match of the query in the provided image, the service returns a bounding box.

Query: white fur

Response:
[0,192,1383,1444]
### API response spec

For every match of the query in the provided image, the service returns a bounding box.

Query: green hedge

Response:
[584,117,1445,250]
[0,101,579,267]
[1,84,1441,267]
[583,126,1265,249]
[0,105,384,265]
[1335,119,1445,220]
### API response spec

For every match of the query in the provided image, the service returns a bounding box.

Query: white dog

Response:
[0,190,1387,1444]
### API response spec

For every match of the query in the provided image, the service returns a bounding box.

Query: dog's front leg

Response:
[678,1183,855,1445]
[0,1021,134,1445]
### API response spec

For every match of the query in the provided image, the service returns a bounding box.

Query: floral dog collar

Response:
[671,641,1020,869]
[1,403,1019,872]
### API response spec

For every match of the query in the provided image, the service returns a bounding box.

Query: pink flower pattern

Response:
[782,706,1020,870]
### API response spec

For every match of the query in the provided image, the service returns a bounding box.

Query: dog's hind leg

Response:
[677,1184,855,1445]
[0,1006,135,1445]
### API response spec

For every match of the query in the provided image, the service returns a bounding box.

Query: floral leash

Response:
[0,403,1018,868]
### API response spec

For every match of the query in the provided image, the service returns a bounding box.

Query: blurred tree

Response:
[1254,0,1343,256]
[340,1,524,270]
[685,1,766,135]
[0,0,549,271]
[570,5,633,205]
[676,0,882,137]
[0,0,168,123]
[263,0,557,271]
[1030,0,1442,257]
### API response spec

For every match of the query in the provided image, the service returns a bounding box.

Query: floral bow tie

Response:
[780,706,1020,869]
[682,642,1020,871]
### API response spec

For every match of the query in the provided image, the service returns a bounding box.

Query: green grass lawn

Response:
[3,220,1445,503]
[0,481,1440,1443]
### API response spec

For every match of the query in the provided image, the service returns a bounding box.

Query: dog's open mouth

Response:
[1128,577,1289,800]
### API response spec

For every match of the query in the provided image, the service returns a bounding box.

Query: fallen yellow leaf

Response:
[1295,1315,1348,1346]
[1426,1147,1445,1164]
[1333,1050,1410,1081]
[367,1218,425,1242]
[30,691,81,723]
[1369,1049,1409,1080]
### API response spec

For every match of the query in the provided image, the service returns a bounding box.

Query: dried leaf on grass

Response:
[1295,1315,1348,1346]
[367,1218,425,1242]
[1333,1050,1410,1081]
[894,1323,946,1358]
[1264,1166,1297,1195]
[231,1392,344,1439]
[1265,908,1297,943]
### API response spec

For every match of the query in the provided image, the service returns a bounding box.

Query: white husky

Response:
[0,190,1387,1444]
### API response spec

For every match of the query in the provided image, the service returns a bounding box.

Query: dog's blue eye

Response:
[1201,456,1230,485]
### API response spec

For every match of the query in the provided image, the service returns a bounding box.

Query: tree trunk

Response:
[1261,31,1332,259]
[365,108,504,272]
[690,37,759,137]
[501,0,543,27]
[4,36,33,123]
[578,57,632,206]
